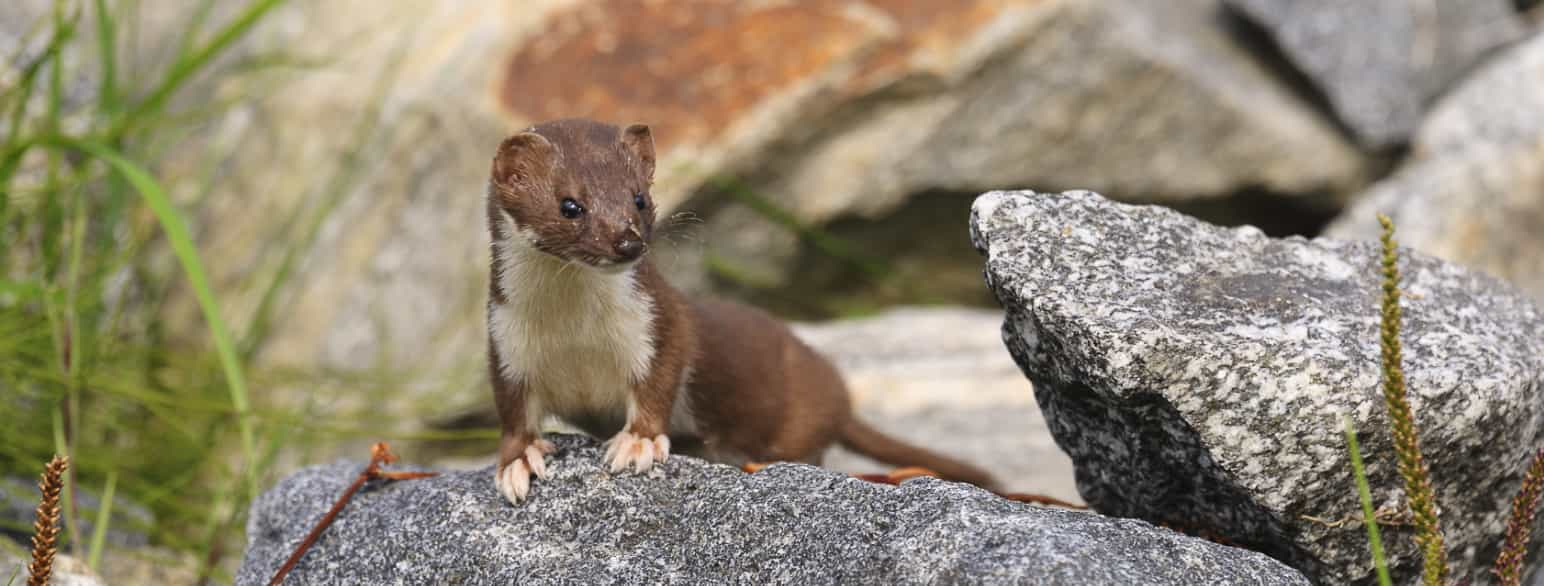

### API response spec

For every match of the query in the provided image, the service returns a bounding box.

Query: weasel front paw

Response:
[604,430,670,473]
[494,438,555,504]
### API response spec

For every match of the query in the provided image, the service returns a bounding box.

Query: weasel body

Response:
[486,118,995,503]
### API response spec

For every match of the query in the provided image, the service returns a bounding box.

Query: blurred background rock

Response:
[0,0,1538,582]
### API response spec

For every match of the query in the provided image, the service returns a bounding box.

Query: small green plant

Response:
[0,0,350,580]
[1343,414,1392,586]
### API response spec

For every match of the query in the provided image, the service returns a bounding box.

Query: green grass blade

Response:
[93,0,118,115]
[1344,414,1392,586]
[37,135,259,501]
[109,0,288,139]
[86,468,117,571]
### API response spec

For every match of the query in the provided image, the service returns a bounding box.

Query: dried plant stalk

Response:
[28,455,68,586]
[1376,214,1446,585]
[1494,448,1544,586]
[268,443,437,586]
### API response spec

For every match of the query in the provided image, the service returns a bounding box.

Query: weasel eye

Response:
[633,192,648,211]
[559,198,584,219]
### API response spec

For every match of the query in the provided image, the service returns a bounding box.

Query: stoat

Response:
[486,118,996,503]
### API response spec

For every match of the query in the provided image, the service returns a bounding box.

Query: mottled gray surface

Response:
[237,435,1307,585]
[971,190,1544,584]
[1327,32,1544,303]
[1224,0,1523,148]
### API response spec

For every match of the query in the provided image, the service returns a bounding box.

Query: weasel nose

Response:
[614,236,645,261]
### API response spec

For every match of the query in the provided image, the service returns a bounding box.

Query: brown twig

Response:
[266,443,437,586]
[997,492,1088,510]
[28,455,68,586]
[740,462,1087,510]
[1300,505,1413,530]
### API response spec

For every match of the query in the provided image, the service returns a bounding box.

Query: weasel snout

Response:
[614,227,646,262]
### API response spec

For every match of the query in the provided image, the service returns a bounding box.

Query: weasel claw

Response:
[495,438,558,504]
[605,430,671,474]
[525,445,550,480]
[495,460,532,503]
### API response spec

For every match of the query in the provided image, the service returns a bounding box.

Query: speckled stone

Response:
[1223,0,1523,148]
[971,190,1544,584]
[235,435,1306,585]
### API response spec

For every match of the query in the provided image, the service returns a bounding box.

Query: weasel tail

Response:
[839,418,999,490]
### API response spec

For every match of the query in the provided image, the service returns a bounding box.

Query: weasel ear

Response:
[492,131,557,187]
[620,124,656,180]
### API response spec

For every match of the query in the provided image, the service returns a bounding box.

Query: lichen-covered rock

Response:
[235,435,1307,585]
[1223,0,1523,148]
[971,190,1544,583]
[1326,32,1544,303]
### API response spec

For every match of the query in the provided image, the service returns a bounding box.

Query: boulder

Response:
[1224,0,1524,148]
[1326,32,1544,303]
[971,190,1544,583]
[235,435,1308,585]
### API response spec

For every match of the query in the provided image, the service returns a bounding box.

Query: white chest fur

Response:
[488,227,657,428]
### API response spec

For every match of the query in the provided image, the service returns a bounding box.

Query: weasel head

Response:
[487,118,657,272]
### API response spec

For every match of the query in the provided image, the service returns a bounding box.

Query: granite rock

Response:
[1326,32,1544,303]
[236,435,1306,585]
[971,190,1544,583]
[1224,0,1523,148]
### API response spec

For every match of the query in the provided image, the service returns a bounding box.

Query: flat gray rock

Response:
[236,435,1307,585]
[971,190,1544,583]
[1224,0,1523,148]
[1326,32,1544,303]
